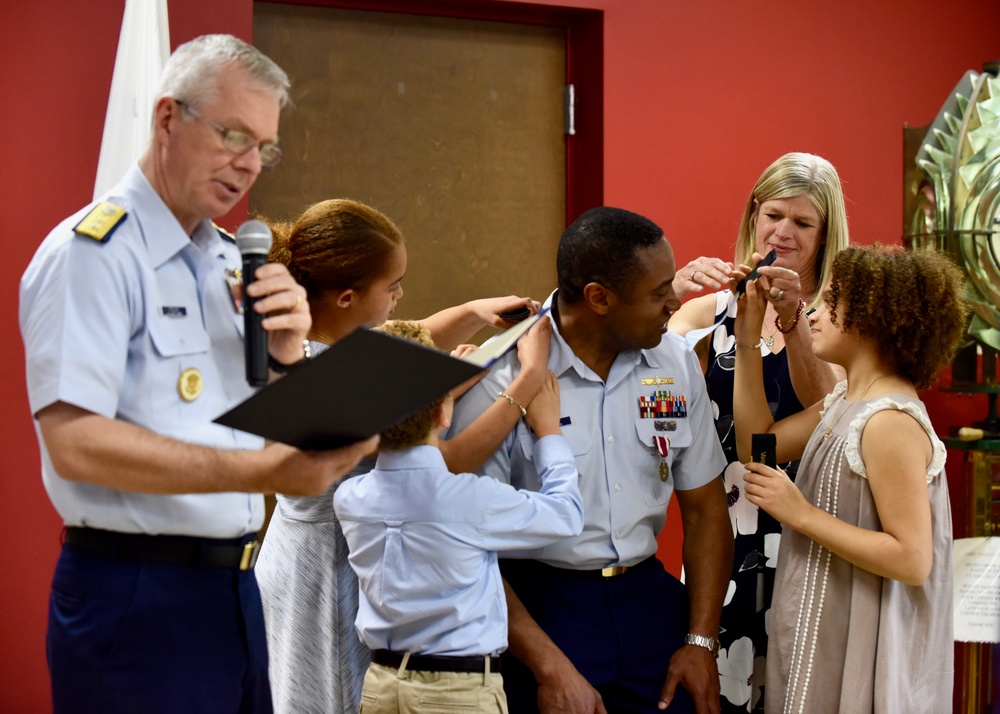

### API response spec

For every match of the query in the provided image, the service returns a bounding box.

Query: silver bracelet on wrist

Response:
[269,339,313,374]
[498,390,527,417]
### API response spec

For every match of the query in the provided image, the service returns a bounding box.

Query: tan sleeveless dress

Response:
[765,383,953,713]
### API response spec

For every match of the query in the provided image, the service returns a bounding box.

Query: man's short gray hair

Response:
[156,34,290,109]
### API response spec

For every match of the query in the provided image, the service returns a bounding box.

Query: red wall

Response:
[2,0,998,709]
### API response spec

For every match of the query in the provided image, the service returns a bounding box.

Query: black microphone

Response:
[235,220,273,387]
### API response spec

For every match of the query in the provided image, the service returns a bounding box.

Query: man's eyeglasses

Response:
[175,99,283,169]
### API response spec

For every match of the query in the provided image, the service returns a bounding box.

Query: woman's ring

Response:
[775,289,784,302]
[691,270,700,282]
[295,295,304,309]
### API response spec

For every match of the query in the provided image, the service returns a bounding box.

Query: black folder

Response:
[214,327,485,450]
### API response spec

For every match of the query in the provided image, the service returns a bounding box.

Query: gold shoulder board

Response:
[74,202,127,243]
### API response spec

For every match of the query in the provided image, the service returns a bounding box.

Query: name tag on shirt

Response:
[160,306,188,318]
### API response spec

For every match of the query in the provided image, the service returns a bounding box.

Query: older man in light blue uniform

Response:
[450,207,732,714]
[19,35,375,714]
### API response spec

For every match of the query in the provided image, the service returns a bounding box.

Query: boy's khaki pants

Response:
[358,657,509,714]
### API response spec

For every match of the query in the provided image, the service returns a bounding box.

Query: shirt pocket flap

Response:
[633,418,693,449]
[518,423,592,461]
[148,313,209,357]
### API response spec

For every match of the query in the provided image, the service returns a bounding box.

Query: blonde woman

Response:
[669,153,850,710]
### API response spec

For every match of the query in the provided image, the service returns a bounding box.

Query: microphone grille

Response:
[235,219,273,255]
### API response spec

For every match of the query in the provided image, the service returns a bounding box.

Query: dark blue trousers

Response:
[500,557,695,713]
[47,542,272,714]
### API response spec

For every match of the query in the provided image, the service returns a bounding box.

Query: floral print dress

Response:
[704,292,803,712]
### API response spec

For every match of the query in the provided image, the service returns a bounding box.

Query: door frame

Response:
[254,0,604,225]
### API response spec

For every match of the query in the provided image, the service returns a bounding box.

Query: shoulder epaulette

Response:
[74,201,127,243]
[214,223,236,244]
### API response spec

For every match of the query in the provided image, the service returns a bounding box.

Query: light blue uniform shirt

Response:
[19,165,264,537]
[334,439,583,656]
[450,291,727,570]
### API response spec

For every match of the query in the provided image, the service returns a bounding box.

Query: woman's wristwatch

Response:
[684,633,720,657]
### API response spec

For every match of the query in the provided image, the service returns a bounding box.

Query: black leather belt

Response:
[64,527,261,571]
[371,649,501,674]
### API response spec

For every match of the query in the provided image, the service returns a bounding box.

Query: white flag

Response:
[93,0,170,199]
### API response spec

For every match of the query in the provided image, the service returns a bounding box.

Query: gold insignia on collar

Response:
[74,202,127,242]
[641,376,675,386]
[213,222,236,243]
[178,368,203,402]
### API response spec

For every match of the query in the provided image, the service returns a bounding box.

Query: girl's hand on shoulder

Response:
[516,314,552,378]
[743,461,808,527]
[470,295,541,328]
[524,372,561,438]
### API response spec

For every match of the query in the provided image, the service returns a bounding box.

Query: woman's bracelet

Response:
[736,338,764,350]
[774,298,806,334]
[268,339,313,374]
[498,391,527,417]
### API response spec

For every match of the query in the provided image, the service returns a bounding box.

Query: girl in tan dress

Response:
[731,245,968,713]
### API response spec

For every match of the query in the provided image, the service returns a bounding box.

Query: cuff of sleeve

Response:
[533,433,575,464]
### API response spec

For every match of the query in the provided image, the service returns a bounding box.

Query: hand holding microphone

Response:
[236,221,271,386]
[235,220,311,387]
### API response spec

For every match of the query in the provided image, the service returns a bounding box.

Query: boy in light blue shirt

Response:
[334,320,583,713]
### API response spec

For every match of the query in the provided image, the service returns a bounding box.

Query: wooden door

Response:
[251,4,567,323]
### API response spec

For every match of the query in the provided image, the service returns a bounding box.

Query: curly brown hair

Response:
[376,320,449,450]
[264,199,403,300]
[825,245,969,388]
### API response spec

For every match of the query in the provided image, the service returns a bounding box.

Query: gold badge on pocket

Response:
[178,368,203,402]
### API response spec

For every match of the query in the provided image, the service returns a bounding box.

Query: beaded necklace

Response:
[785,437,846,712]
